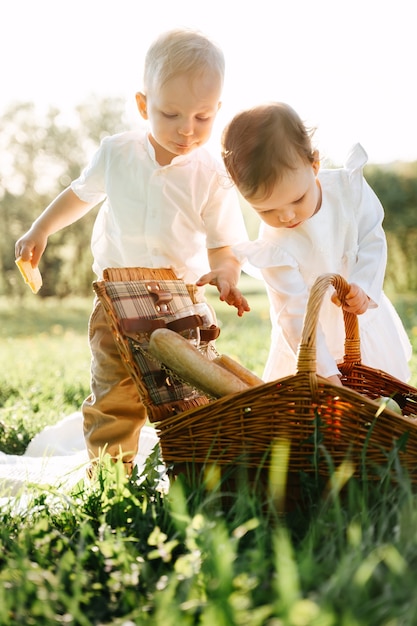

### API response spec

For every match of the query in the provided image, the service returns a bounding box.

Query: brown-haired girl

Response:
[222,102,411,385]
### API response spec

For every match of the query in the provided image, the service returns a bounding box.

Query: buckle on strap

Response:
[146,281,173,312]
[200,325,221,341]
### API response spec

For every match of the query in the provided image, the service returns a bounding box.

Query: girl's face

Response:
[248,158,321,229]
[136,72,222,166]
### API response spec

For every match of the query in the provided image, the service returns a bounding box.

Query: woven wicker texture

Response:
[157,273,417,482]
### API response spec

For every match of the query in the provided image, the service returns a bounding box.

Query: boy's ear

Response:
[136,92,148,120]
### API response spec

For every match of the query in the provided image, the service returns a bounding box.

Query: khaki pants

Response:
[82,300,147,472]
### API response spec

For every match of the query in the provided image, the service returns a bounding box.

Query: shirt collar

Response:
[146,134,192,167]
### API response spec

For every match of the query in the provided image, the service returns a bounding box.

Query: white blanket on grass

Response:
[0,412,160,498]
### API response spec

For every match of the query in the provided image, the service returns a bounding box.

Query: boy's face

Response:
[136,71,222,166]
[248,158,321,229]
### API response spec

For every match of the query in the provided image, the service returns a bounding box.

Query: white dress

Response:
[235,144,412,382]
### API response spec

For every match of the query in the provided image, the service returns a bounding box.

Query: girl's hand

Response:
[331,283,370,315]
[198,247,251,317]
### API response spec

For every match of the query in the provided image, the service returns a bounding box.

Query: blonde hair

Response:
[143,28,225,94]
[222,102,316,201]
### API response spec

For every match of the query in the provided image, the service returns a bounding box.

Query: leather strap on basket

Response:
[121,314,220,340]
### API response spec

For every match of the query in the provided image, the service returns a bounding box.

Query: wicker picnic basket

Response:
[93,266,216,423]
[94,268,417,488]
[155,273,417,484]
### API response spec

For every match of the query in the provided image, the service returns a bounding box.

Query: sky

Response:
[2,0,416,165]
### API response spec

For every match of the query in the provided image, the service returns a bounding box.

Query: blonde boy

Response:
[15,29,249,473]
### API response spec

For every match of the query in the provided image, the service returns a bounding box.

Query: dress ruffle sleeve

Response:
[345,143,368,177]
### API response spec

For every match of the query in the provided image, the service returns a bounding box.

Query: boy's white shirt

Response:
[71,129,247,282]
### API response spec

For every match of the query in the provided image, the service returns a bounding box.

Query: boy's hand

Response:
[331,283,370,315]
[197,271,250,317]
[219,283,250,317]
[15,227,48,267]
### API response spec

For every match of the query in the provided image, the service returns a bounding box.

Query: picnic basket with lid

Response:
[92,266,218,423]
[94,269,417,487]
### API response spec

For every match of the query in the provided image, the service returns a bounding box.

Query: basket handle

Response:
[296,273,361,376]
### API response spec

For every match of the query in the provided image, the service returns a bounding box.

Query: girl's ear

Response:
[312,150,320,175]
[136,92,148,120]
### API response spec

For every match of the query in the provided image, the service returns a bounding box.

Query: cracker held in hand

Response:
[15,257,43,293]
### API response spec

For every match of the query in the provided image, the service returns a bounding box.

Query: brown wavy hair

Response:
[221,102,316,201]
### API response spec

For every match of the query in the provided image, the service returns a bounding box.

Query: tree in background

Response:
[365,162,417,294]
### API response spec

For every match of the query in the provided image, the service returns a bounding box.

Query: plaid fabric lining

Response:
[128,337,203,405]
[105,280,194,325]
[104,279,207,407]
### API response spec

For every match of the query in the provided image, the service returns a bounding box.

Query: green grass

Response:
[1,443,417,624]
[2,281,417,624]
[0,296,92,453]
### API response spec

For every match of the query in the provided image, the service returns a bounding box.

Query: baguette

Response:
[149,328,249,398]
[213,354,264,387]
[15,257,43,294]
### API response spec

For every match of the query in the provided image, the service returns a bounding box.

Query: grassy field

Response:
[2,279,417,624]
